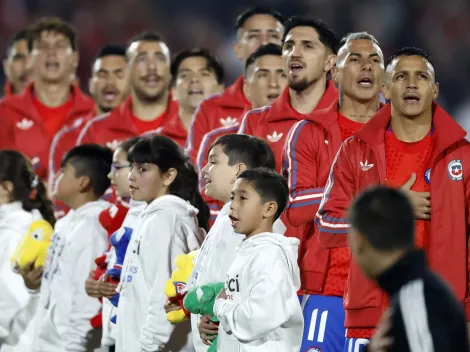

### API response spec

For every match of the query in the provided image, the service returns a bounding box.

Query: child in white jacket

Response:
[0,150,56,352]
[19,144,113,352]
[116,136,208,352]
[184,134,286,352]
[214,168,303,352]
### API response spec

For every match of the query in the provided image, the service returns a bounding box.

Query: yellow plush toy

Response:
[11,219,54,270]
[164,250,199,324]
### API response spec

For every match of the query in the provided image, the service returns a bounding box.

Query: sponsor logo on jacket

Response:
[226,274,240,292]
[220,117,239,127]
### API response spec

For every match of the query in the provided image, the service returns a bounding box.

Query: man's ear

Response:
[262,200,278,219]
[235,163,247,178]
[432,82,439,100]
[243,79,251,103]
[324,54,336,73]
[381,83,390,101]
[331,65,339,85]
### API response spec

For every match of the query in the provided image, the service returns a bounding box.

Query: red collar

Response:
[267,80,338,122]
[216,76,251,109]
[355,103,466,152]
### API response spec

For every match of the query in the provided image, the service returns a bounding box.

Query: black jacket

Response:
[367,250,469,352]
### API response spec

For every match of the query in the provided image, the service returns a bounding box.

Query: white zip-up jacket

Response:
[189,203,286,352]
[101,199,146,347]
[0,202,41,352]
[116,195,205,352]
[214,232,303,352]
[34,200,110,352]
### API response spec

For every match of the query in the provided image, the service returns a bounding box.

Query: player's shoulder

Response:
[244,105,272,120]
[198,92,224,110]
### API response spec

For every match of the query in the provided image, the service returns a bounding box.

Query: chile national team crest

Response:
[424,168,431,184]
[448,160,463,181]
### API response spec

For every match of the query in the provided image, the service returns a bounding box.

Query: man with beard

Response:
[161,48,224,147]
[239,16,338,174]
[48,44,129,192]
[77,31,178,149]
[316,47,470,352]
[282,32,384,352]
[3,29,30,96]
[185,6,284,164]
[0,17,95,180]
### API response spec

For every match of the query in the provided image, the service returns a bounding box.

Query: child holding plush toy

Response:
[19,144,113,352]
[84,136,145,351]
[172,134,284,352]
[115,136,208,352]
[213,168,303,352]
[0,150,56,352]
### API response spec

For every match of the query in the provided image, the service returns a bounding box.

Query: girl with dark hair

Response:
[116,135,207,352]
[0,150,55,352]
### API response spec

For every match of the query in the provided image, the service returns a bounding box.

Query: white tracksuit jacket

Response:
[115,195,205,352]
[0,202,41,352]
[189,203,286,352]
[101,199,146,347]
[214,232,303,352]
[34,200,110,352]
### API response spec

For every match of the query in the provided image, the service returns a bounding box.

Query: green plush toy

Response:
[183,282,225,352]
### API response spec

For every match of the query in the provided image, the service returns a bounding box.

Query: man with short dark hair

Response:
[282,31,384,352]
[77,31,178,150]
[185,6,284,164]
[48,44,129,195]
[348,186,469,352]
[3,29,30,96]
[316,47,470,351]
[0,17,95,180]
[167,48,224,147]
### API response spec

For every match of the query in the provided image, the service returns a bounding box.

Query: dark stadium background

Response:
[0,0,468,124]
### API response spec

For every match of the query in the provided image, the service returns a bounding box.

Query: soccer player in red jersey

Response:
[48,44,129,192]
[282,32,384,352]
[77,32,178,149]
[316,47,470,352]
[3,29,30,96]
[0,17,95,180]
[185,7,284,164]
[238,16,339,173]
[167,48,224,147]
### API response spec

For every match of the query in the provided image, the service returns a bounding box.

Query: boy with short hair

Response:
[180,134,285,351]
[214,167,303,351]
[21,144,113,352]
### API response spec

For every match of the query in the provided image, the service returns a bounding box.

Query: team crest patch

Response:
[305,348,322,352]
[448,159,463,181]
[174,281,188,294]
[424,168,431,184]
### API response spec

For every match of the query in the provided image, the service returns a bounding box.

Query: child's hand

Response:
[216,288,227,300]
[199,314,218,345]
[96,273,118,298]
[85,270,100,297]
[164,300,181,314]
[18,261,43,290]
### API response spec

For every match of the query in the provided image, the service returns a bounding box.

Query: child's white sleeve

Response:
[65,218,107,351]
[214,249,294,343]
[139,215,191,351]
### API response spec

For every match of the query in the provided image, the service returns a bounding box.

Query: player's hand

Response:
[164,300,181,314]
[18,261,43,290]
[216,288,227,300]
[199,314,218,345]
[367,309,393,352]
[97,273,118,298]
[400,173,431,220]
[85,270,101,297]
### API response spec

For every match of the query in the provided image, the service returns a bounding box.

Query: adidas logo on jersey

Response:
[16,118,34,130]
[267,131,283,143]
[360,160,374,171]
[220,117,239,127]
